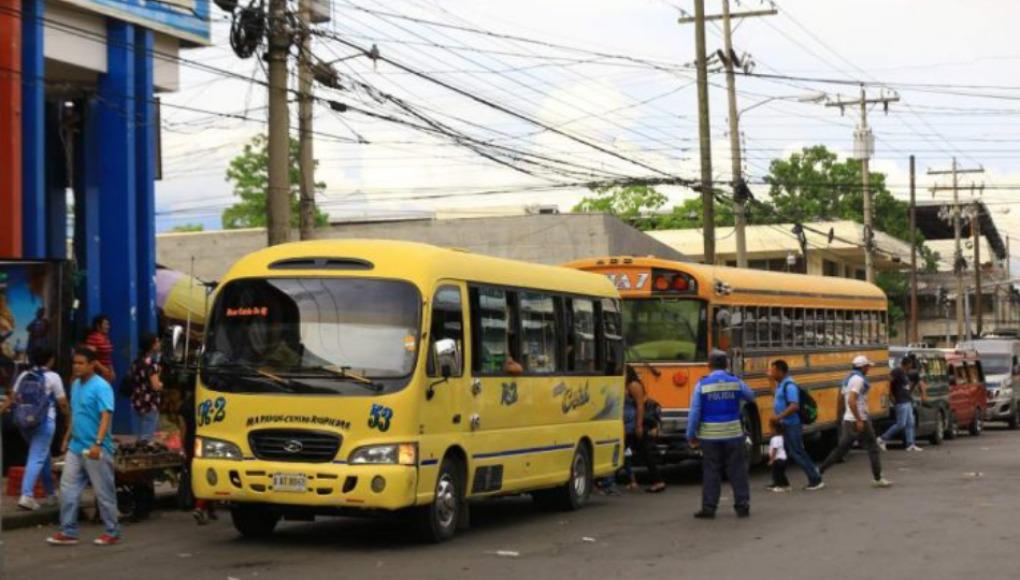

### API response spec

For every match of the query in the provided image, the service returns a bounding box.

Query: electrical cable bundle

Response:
[230,0,266,59]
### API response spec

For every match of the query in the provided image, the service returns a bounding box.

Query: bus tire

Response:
[416,456,465,543]
[969,409,983,436]
[231,504,280,538]
[929,410,946,446]
[533,443,592,511]
[944,411,959,440]
[741,408,763,467]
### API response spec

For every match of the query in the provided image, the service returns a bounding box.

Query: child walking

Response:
[767,418,791,492]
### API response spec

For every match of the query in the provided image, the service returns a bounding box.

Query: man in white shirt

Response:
[818,356,892,488]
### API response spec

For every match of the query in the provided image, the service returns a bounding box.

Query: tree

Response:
[572,184,668,230]
[170,223,204,233]
[222,134,330,230]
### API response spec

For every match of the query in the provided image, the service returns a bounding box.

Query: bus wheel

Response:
[533,444,592,511]
[945,412,959,440]
[741,408,763,467]
[417,457,464,542]
[231,504,280,538]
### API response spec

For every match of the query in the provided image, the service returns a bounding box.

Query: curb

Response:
[2,492,178,532]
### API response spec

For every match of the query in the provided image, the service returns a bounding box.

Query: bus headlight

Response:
[196,437,243,461]
[349,443,418,466]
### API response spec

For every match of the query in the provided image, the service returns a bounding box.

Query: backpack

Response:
[784,380,818,425]
[13,369,50,431]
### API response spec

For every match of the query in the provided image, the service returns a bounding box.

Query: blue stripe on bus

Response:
[420,459,439,466]
[596,439,620,446]
[472,444,574,460]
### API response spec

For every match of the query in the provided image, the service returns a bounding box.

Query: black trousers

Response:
[625,432,663,484]
[700,439,749,512]
[770,459,790,487]
[819,420,883,481]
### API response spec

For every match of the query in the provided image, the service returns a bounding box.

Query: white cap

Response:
[852,355,874,368]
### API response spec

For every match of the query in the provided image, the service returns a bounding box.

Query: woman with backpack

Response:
[623,366,666,493]
[0,346,68,510]
[129,333,164,442]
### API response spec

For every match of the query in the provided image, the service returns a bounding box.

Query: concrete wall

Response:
[157,214,685,282]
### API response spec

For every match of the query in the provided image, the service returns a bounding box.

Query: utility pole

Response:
[909,155,918,345]
[679,2,776,267]
[973,202,983,337]
[266,0,292,246]
[928,159,984,342]
[826,86,899,284]
[297,0,316,241]
[692,0,715,264]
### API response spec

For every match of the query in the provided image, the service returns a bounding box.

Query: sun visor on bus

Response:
[268,257,375,270]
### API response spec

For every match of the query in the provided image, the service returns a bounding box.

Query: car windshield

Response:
[980,354,1012,376]
[202,278,421,395]
[622,299,707,362]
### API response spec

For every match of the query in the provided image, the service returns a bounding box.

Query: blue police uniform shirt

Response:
[69,374,116,456]
[686,369,756,441]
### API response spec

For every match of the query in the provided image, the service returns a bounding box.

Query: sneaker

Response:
[735,507,751,518]
[93,534,121,546]
[906,445,924,452]
[18,495,41,511]
[770,486,792,493]
[805,481,826,492]
[693,509,716,519]
[46,532,79,546]
[876,438,887,452]
[872,478,893,488]
[193,509,209,526]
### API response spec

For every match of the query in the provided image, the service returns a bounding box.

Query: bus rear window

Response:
[622,299,707,362]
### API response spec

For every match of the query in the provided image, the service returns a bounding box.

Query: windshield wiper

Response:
[203,363,326,393]
[294,364,385,392]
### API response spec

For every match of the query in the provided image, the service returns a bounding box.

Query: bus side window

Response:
[569,298,597,373]
[599,299,624,376]
[470,286,520,375]
[744,307,758,350]
[428,285,465,378]
[520,292,559,374]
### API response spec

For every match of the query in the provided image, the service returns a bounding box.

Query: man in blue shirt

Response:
[770,360,824,491]
[47,346,121,546]
[687,350,756,519]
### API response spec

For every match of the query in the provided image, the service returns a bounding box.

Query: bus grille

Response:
[248,429,342,463]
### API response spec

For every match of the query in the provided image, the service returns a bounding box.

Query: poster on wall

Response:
[0,261,67,391]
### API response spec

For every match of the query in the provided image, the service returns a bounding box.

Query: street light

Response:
[737,91,828,120]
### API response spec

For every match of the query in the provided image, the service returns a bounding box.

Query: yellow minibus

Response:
[185,240,625,541]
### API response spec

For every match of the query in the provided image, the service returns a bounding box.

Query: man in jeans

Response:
[770,360,825,491]
[47,346,121,546]
[878,355,925,452]
[818,356,892,488]
[687,351,756,519]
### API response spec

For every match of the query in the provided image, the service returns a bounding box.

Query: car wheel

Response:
[533,443,592,511]
[231,504,280,538]
[1008,404,1020,430]
[928,410,945,446]
[417,456,465,542]
[970,409,983,436]
[945,412,958,440]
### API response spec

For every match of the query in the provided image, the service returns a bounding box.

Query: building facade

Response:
[0,0,210,431]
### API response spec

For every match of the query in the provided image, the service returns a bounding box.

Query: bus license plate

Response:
[273,473,307,493]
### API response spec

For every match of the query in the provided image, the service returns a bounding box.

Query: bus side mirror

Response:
[169,325,186,364]
[434,338,461,378]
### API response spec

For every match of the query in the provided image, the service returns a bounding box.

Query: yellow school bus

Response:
[564,256,890,465]
[188,240,624,541]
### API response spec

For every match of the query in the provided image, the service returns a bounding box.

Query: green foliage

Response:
[222,134,330,230]
[170,223,204,232]
[572,184,668,229]
[876,271,908,337]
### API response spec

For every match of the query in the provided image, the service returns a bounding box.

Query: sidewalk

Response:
[1,479,179,531]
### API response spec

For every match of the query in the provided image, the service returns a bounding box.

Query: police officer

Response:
[686,350,756,519]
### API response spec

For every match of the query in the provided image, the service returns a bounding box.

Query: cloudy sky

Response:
[157,0,1020,264]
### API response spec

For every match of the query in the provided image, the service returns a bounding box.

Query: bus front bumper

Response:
[192,458,419,511]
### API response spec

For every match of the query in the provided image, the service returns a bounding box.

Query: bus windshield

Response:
[622,298,707,362]
[201,278,421,395]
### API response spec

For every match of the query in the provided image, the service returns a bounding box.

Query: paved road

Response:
[5,426,1019,580]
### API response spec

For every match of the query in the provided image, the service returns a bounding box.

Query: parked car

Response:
[943,349,988,437]
[887,347,953,445]
[957,338,1020,429]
